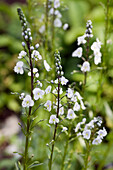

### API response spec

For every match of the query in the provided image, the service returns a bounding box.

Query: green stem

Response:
[84,72,87,86]
[61,126,71,170]
[103,0,110,65]
[52,1,55,57]
[49,77,60,170]
[61,139,68,170]
[24,114,30,170]
[96,0,110,103]
[83,37,89,90]
[24,42,34,170]
[84,142,90,170]
[45,0,49,58]
[51,0,55,80]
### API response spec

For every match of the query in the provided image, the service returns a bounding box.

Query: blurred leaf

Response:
[7,99,20,112]
[28,161,43,168]
[104,102,113,128]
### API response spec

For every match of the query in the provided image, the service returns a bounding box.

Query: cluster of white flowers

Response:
[28,68,39,78]
[45,77,68,123]
[74,117,107,145]
[47,85,85,124]
[72,20,103,73]
[49,0,68,30]
[31,50,42,61]
[91,38,102,65]
[38,0,68,32]
[85,20,93,38]
[66,88,86,112]
[46,83,85,123]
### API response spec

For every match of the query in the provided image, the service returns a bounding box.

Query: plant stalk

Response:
[45,0,49,56]
[84,142,90,170]
[24,42,34,170]
[49,77,60,170]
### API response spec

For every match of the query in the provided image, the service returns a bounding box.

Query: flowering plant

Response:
[11,2,109,170]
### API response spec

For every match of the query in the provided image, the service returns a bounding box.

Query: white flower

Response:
[72,47,83,58]
[49,8,54,15]
[37,80,42,87]
[60,76,69,85]
[77,132,82,136]
[63,23,68,30]
[91,42,99,52]
[94,50,102,58]
[80,100,86,110]
[19,93,25,100]
[22,42,25,47]
[39,14,44,22]
[49,115,59,124]
[59,106,64,115]
[55,79,58,84]
[14,61,24,74]
[22,95,34,108]
[77,35,86,45]
[62,127,68,132]
[44,60,52,72]
[74,122,81,132]
[18,51,27,59]
[54,0,60,8]
[28,68,39,78]
[107,39,112,44]
[97,127,107,139]
[55,10,62,18]
[84,120,94,130]
[82,118,86,123]
[73,102,80,111]
[35,43,39,48]
[94,55,101,65]
[33,88,45,100]
[96,38,103,48]
[92,136,102,145]
[31,50,42,60]
[30,46,34,50]
[75,91,83,100]
[71,95,77,102]
[82,129,91,140]
[81,61,90,72]
[44,100,52,111]
[54,18,62,27]
[67,88,73,98]
[52,87,63,95]
[39,25,45,33]
[91,38,102,52]
[45,85,52,94]
[67,109,76,119]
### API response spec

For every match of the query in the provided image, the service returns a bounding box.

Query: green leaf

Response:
[15,163,19,170]
[15,162,22,170]
[54,146,62,154]
[28,161,43,169]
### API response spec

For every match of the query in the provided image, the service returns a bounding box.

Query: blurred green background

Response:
[0,0,113,169]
